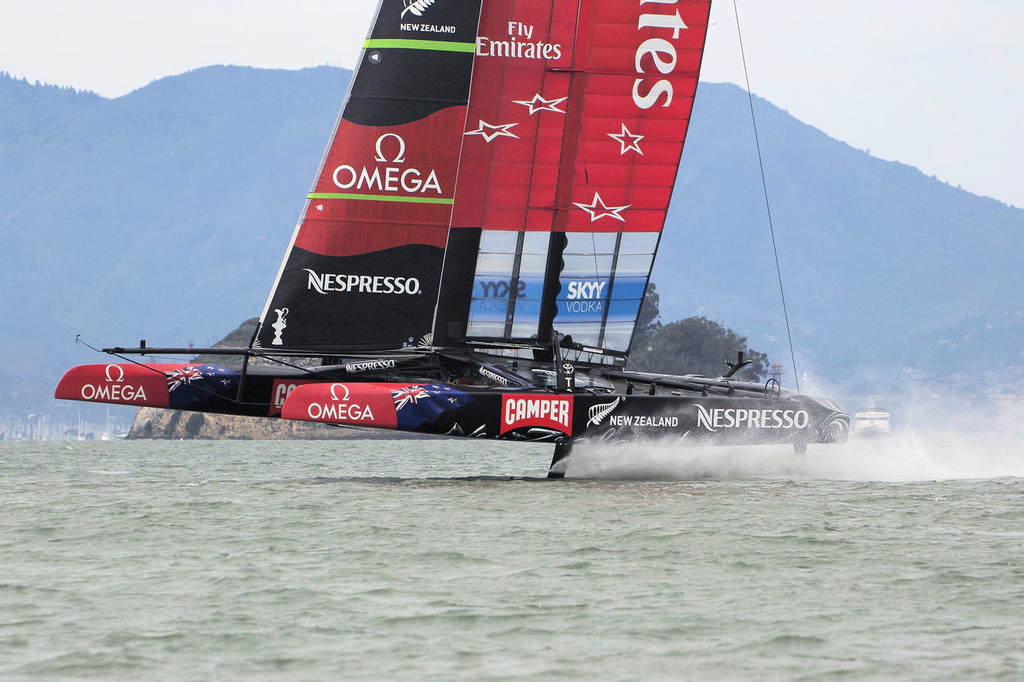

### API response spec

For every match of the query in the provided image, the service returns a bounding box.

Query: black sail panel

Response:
[254,0,483,351]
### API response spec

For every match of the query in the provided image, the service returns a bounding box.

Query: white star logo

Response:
[465,120,519,143]
[512,94,568,115]
[572,192,631,222]
[609,123,645,156]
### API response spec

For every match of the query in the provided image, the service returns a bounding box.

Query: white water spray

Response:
[566,428,1024,483]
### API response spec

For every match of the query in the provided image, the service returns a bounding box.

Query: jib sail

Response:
[254,0,483,351]
[435,0,711,360]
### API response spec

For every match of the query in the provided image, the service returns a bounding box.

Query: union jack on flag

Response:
[162,364,241,409]
[389,383,473,430]
[390,385,430,410]
[166,366,204,392]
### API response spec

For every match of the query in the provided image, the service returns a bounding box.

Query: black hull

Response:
[56,347,849,476]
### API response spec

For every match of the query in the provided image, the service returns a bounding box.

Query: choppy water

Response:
[2,436,1024,681]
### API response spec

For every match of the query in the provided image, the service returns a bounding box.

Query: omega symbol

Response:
[374,134,407,164]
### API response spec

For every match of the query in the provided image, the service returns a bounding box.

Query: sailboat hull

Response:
[282,382,848,446]
[55,360,849,450]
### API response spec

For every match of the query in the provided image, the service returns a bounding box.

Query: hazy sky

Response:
[4,0,1023,208]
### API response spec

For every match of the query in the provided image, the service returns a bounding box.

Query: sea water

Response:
[2,436,1023,681]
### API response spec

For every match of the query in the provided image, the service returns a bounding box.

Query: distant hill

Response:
[2,67,1023,419]
[656,84,1024,395]
[1,67,350,418]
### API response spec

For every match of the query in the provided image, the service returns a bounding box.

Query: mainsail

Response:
[256,0,710,361]
[254,0,483,351]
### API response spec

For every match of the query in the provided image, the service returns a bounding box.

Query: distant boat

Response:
[853,399,890,439]
[55,0,848,476]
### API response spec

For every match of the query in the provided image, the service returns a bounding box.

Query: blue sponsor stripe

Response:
[606,298,643,323]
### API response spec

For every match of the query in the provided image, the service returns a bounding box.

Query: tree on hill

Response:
[630,282,663,357]
[629,285,769,381]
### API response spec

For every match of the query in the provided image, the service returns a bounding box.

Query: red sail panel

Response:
[564,0,708,234]
[451,1,575,232]
[453,0,709,234]
[450,0,711,353]
[297,109,468,258]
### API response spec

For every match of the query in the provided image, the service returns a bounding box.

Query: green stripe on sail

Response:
[309,192,455,205]
[363,38,476,53]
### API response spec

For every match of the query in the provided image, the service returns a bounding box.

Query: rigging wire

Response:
[731,0,802,394]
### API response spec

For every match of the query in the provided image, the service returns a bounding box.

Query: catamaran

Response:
[55,0,849,476]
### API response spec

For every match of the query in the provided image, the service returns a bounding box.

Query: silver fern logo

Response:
[402,0,439,18]
[587,397,621,427]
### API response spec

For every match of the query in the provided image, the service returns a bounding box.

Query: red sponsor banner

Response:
[54,363,171,407]
[281,382,399,429]
[500,394,574,435]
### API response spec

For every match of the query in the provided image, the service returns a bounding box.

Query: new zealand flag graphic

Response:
[164,364,240,409]
[390,383,473,430]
